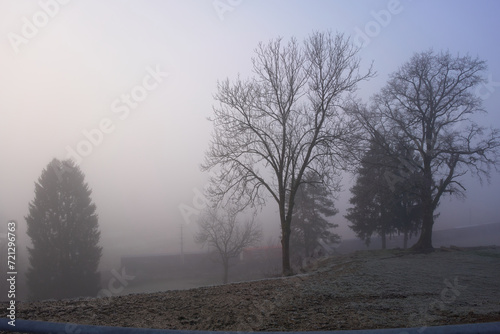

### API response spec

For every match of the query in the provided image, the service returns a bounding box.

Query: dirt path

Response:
[6,247,500,331]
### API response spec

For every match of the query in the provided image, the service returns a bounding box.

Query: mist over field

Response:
[1,0,499,301]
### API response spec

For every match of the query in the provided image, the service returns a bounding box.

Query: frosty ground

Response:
[7,247,500,331]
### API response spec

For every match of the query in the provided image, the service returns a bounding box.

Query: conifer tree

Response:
[26,159,102,300]
[346,141,422,249]
[291,172,340,258]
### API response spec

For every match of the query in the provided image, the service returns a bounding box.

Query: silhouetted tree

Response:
[354,50,500,252]
[26,159,102,300]
[202,31,373,275]
[195,207,262,284]
[346,141,397,248]
[392,177,423,249]
[291,172,340,259]
[346,141,422,249]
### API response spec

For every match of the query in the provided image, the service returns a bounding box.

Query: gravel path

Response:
[5,247,500,331]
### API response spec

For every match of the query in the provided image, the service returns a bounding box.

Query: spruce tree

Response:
[291,172,340,259]
[346,141,396,248]
[346,141,422,249]
[26,158,102,300]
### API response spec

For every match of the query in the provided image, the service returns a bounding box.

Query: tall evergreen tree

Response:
[346,141,394,248]
[290,172,340,258]
[346,141,422,249]
[391,173,423,249]
[26,159,102,300]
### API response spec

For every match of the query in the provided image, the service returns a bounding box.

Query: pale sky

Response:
[1,0,499,266]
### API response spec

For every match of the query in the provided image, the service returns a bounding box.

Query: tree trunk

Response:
[280,193,293,276]
[412,208,434,252]
[281,225,292,276]
[381,232,386,250]
[412,163,435,253]
[222,259,229,284]
[411,191,434,253]
[304,228,310,258]
[403,229,408,249]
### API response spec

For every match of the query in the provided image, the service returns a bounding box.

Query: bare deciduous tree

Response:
[202,31,373,275]
[195,208,262,284]
[354,50,500,252]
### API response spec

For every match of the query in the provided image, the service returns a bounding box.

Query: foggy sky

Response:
[1,0,499,268]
